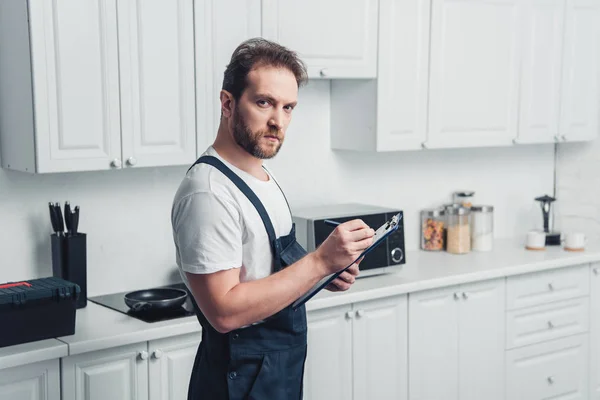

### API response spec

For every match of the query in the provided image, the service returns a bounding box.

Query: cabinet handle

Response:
[462,292,469,300]
[512,138,519,145]
[138,351,149,361]
[561,135,567,141]
[547,376,555,384]
[548,283,554,291]
[421,142,428,149]
[153,349,163,359]
[345,311,355,320]
[454,292,460,301]
[319,68,328,77]
[356,309,365,318]
[554,135,561,142]
[126,156,137,167]
[110,159,122,168]
[593,268,598,276]
[547,321,554,329]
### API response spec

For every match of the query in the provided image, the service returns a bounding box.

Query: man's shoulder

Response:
[175,163,242,208]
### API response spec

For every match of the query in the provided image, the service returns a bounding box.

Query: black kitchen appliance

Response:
[89,282,195,323]
[0,277,80,348]
[535,194,561,246]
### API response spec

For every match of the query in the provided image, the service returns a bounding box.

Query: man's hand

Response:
[325,262,360,292]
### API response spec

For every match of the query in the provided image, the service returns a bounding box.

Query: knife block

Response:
[51,233,87,309]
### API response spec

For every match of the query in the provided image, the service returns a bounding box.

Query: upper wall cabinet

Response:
[425,0,522,149]
[261,0,378,79]
[0,0,197,173]
[331,0,430,151]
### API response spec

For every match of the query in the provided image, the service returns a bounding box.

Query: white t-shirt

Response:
[171,146,292,289]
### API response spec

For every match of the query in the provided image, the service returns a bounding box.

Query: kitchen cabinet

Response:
[0,0,197,173]
[261,0,378,79]
[425,0,522,149]
[61,332,201,400]
[558,0,600,142]
[516,0,565,144]
[304,295,408,400]
[331,0,430,151]
[0,359,60,400]
[591,264,600,398]
[408,279,505,400]
[506,334,589,399]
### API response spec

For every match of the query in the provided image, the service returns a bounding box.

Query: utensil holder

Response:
[51,233,87,309]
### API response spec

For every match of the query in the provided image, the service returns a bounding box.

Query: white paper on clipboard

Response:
[292,212,402,310]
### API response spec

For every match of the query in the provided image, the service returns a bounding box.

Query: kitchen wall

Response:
[0,80,555,295]
[556,140,600,243]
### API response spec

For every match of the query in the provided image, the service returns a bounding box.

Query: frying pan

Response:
[124,288,188,312]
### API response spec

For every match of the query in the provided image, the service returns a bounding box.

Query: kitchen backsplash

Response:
[556,139,600,244]
[0,81,555,295]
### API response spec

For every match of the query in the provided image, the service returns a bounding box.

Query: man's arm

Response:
[186,219,373,333]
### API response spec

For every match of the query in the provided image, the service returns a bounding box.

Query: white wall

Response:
[556,140,600,242]
[0,81,555,296]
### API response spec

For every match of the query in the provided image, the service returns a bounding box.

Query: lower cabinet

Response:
[408,279,505,400]
[591,264,600,399]
[0,359,60,400]
[304,295,408,400]
[61,332,201,400]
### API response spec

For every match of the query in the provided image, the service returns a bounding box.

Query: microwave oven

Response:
[292,203,406,277]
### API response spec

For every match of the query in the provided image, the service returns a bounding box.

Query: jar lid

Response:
[445,205,470,215]
[454,191,475,197]
[421,208,445,217]
[471,205,494,212]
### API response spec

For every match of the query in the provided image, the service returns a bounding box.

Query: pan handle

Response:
[132,302,151,312]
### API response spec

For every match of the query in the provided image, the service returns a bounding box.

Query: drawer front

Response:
[506,297,589,349]
[506,265,589,310]
[506,334,589,400]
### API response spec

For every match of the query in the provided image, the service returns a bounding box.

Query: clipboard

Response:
[292,212,403,310]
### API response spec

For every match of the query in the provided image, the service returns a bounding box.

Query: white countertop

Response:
[0,339,68,370]
[4,238,600,363]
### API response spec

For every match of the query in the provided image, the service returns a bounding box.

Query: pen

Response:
[324,219,340,227]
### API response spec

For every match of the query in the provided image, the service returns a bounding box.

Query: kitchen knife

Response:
[64,201,72,235]
[48,202,59,234]
[71,206,79,235]
[54,202,64,235]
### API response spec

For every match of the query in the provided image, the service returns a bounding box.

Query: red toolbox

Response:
[0,277,80,348]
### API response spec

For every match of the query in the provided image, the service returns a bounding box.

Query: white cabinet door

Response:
[517,0,565,144]
[427,0,522,149]
[304,305,353,400]
[591,265,600,399]
[376,0,430,151]
[148,332,202,400]
[61,343,149,400]
[27,0,122,173]
[117,0,196,168]
[197,0,261,154]
[353,295,408,400]
[409,286,460,400]
[0,359,60,400]
[261,0,377,78]
[458,279,505,400]
[558,0,600,142]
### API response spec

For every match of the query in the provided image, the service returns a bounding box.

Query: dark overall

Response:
[186,156,309,400]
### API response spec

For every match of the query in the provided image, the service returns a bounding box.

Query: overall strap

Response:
[188,156,277,246]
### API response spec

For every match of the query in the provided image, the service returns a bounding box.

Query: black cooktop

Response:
[89,282,196,323]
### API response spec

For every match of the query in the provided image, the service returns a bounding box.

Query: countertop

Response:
[0,339,68,370]
[4,238,600,364]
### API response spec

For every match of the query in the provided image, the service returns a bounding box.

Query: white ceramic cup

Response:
[564,232,587,250]
[526,230,546,250]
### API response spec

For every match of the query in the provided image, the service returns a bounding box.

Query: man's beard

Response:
[232,108,283,159]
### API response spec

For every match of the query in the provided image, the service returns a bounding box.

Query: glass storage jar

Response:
[446,206,471,254]
[470,205,494,252]
[453,191,475,208]
[421,208,445,251]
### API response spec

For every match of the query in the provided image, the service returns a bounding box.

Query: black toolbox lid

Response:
[0,277,80,308]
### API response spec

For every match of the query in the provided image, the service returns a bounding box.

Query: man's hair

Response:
[222,38,308,100]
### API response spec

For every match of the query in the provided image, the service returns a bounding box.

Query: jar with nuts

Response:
[445,205,471,254]
[421,208,445,251]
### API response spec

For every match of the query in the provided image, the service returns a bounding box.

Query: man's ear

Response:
[220,90,234,118]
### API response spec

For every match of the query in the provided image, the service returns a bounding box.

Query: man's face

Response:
[230,66,298,159]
